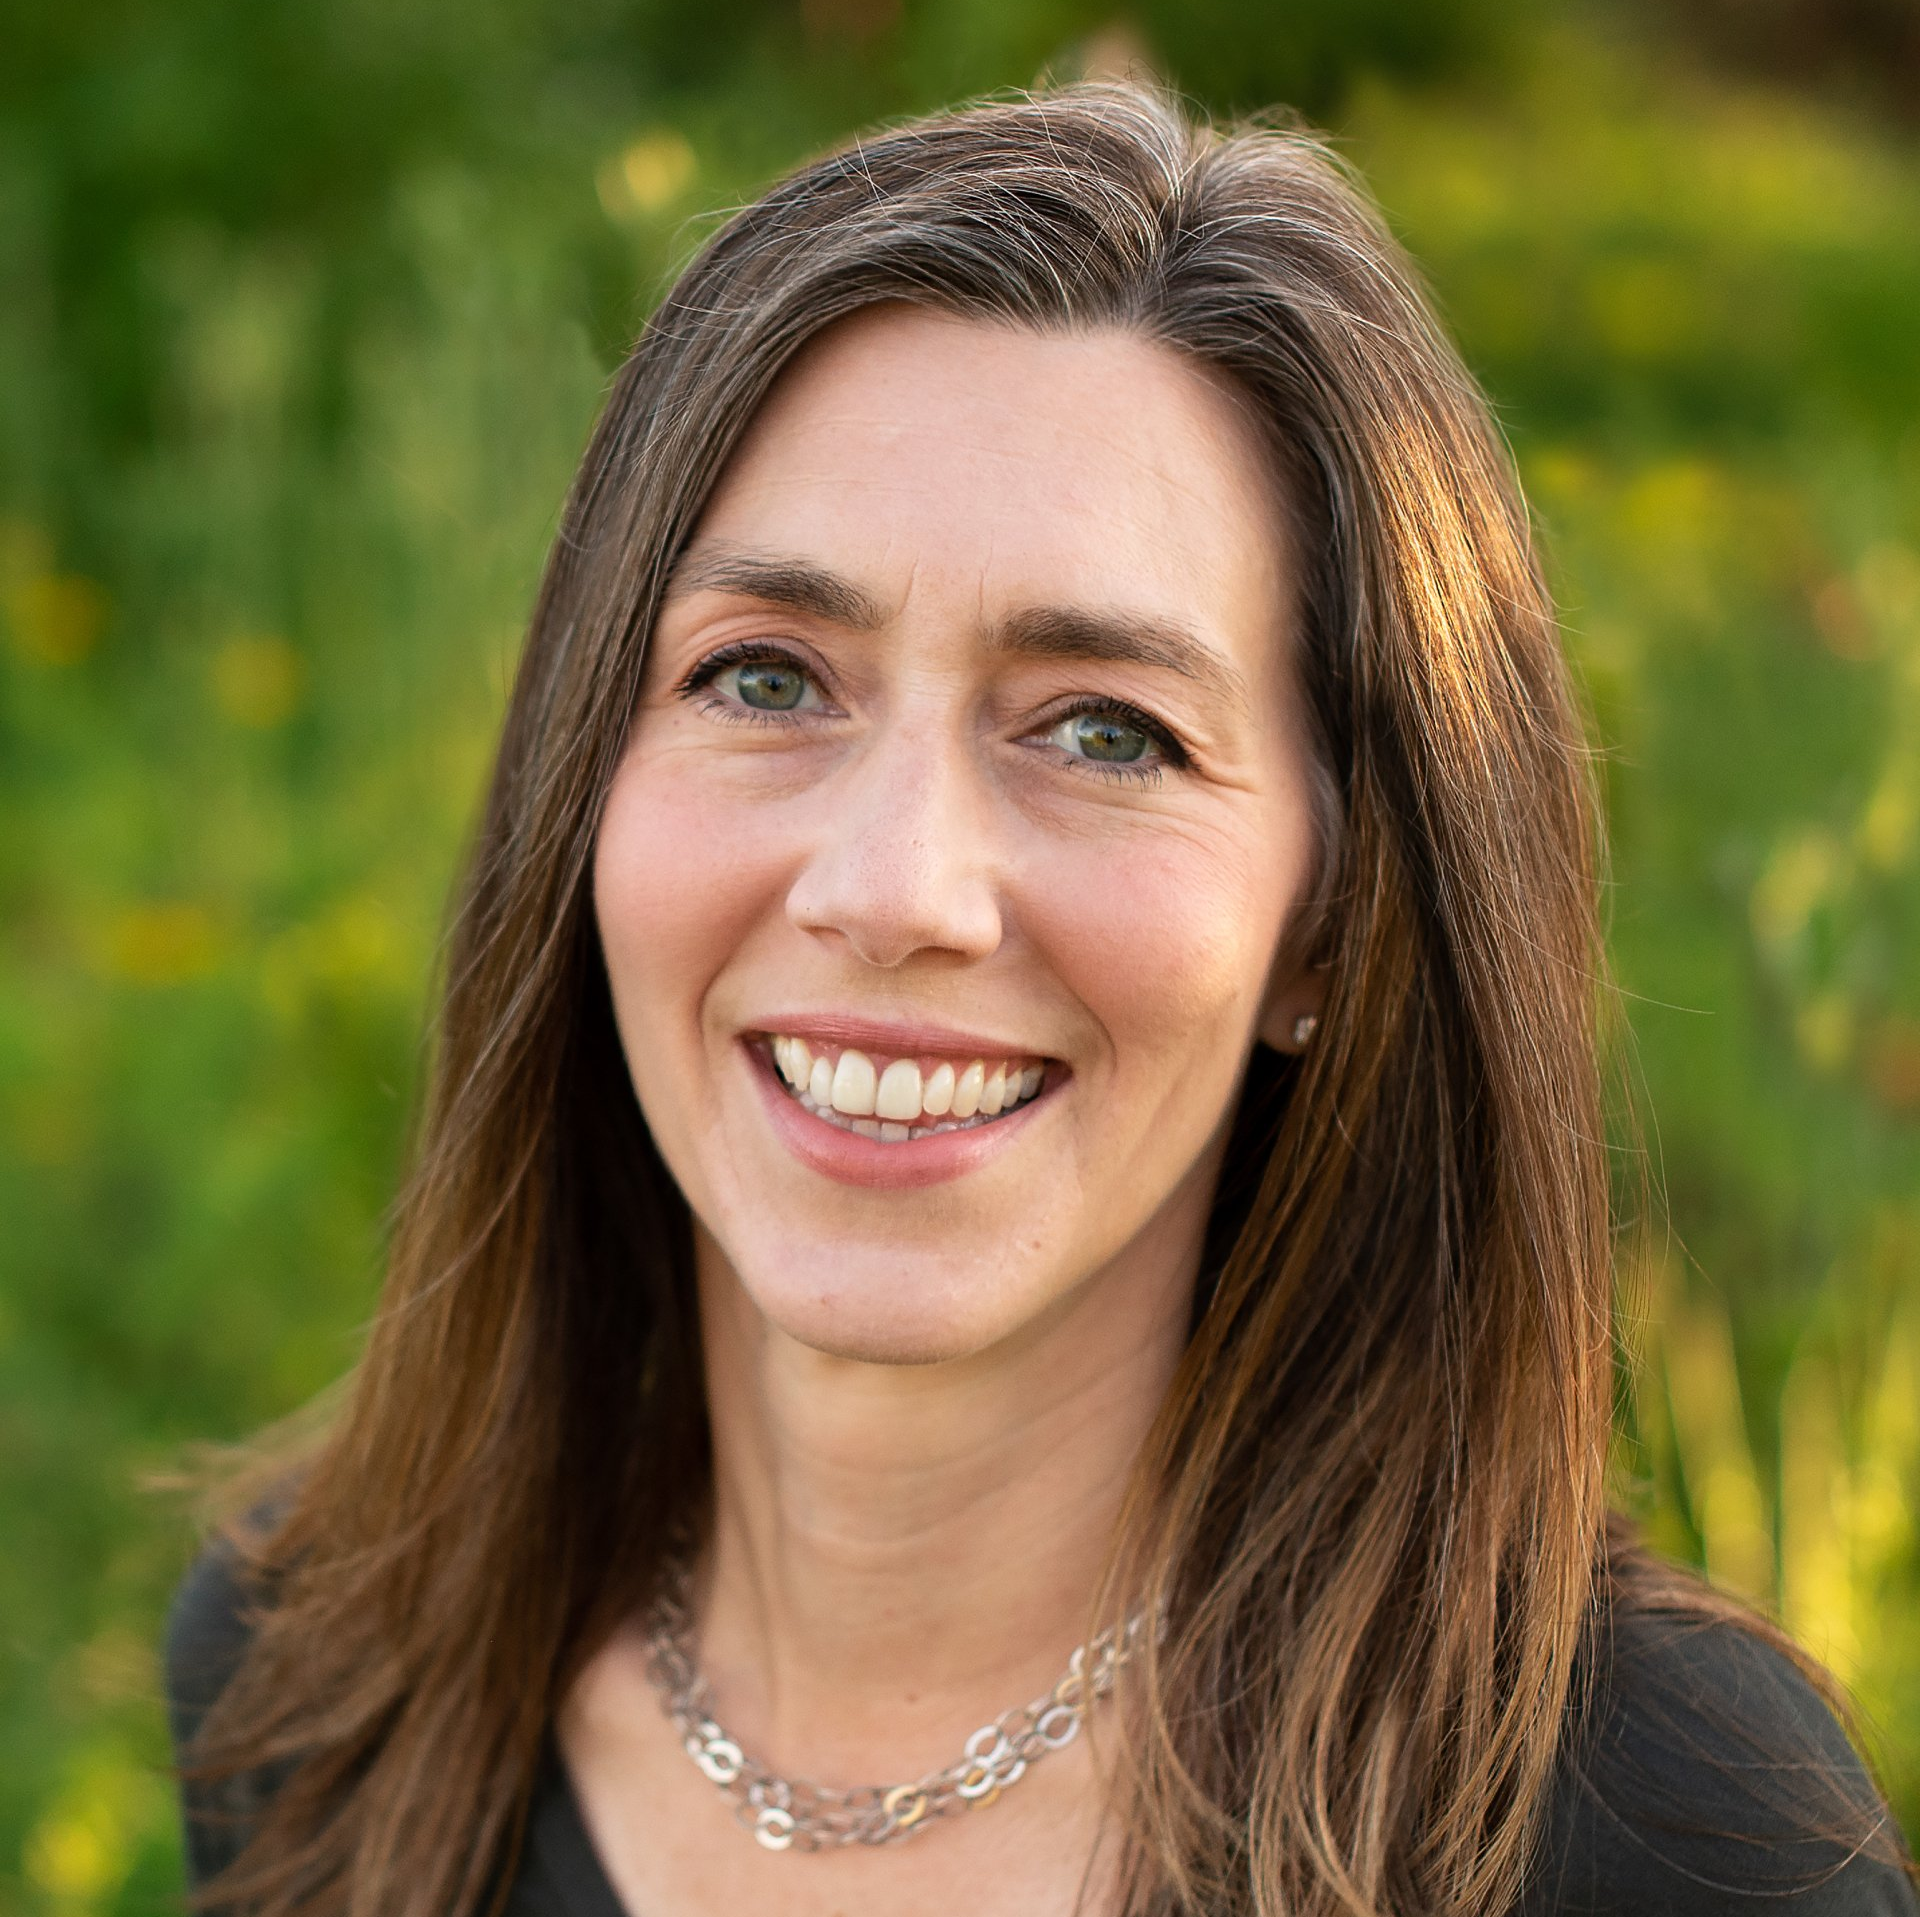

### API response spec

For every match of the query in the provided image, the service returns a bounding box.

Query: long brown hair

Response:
[186,80,1694,1916]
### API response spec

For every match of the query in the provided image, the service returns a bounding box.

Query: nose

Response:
[785,721,1004,969]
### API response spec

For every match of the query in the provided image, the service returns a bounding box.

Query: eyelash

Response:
[676,641,832,725]
[1038,696,1187,786]
[676,642,1190,783]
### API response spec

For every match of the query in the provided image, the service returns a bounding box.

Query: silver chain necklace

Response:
[643,1559,1156,1852]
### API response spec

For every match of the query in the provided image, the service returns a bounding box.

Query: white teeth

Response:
[830,1048,878,1117]
[951,1061,984,1119]
[874,1058,923,1122]
[980,1063,1007,1117]
[768,1035,1049,1137]
[922,1061,955,1116]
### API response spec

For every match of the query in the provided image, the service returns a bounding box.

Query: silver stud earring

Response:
[1291,1014,1318,1048]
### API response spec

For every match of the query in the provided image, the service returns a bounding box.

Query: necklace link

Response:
[644,1560,1158,1850]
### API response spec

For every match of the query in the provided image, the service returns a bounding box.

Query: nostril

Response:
[782,808,1004,966]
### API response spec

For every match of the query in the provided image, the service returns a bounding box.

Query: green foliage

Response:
[1353,33,1920,1820]
[3,2,1917,1905]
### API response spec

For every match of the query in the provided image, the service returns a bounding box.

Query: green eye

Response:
[1051,710,1151,763]
[727,659,812,711]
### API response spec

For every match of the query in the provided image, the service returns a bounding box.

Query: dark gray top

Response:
[166,1543,1918,1915]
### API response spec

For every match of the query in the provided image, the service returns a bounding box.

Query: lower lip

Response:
[746,1043,1056,1190]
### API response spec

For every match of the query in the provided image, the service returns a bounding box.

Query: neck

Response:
[689,1212,1196,1782]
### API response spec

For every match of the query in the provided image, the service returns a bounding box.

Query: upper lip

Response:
[745,1013,1056,1060]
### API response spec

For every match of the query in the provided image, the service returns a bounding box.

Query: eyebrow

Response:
[989,605,1251,720]
[667,541,1251,718]
[666,542,886,630]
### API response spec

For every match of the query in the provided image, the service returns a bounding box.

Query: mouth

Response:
[760,1033,1051,1144]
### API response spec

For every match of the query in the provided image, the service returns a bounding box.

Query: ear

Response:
[1256,956,1330,1055]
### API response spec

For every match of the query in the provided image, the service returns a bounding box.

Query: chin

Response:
[719,1235,1057,1368]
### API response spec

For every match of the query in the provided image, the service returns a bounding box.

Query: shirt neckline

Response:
[525,1738,634,1917]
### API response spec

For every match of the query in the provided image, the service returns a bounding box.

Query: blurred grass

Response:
[2,2,1917,1906]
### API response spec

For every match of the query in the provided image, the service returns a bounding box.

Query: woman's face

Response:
[594,306,1324,1365]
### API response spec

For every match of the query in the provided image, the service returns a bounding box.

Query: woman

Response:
[166,82,1916,1916]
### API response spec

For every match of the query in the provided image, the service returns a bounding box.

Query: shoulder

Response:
[162,1532,578,1915]
[1527,1575,1917,1915]
[165,1535,261,1756]
[163,1532,286,1891]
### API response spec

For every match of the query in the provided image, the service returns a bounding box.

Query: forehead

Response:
[691,306,1293,663]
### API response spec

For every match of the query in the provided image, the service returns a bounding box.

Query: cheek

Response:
[1023,813,1304,1083]
[592,746,787,1057]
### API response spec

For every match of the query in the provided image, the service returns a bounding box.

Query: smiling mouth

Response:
[764,1035,1049,1143]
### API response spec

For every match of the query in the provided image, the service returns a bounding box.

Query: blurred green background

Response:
[3,0,1918,1904]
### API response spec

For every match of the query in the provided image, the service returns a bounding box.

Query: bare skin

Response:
[570,306,1325,1915]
